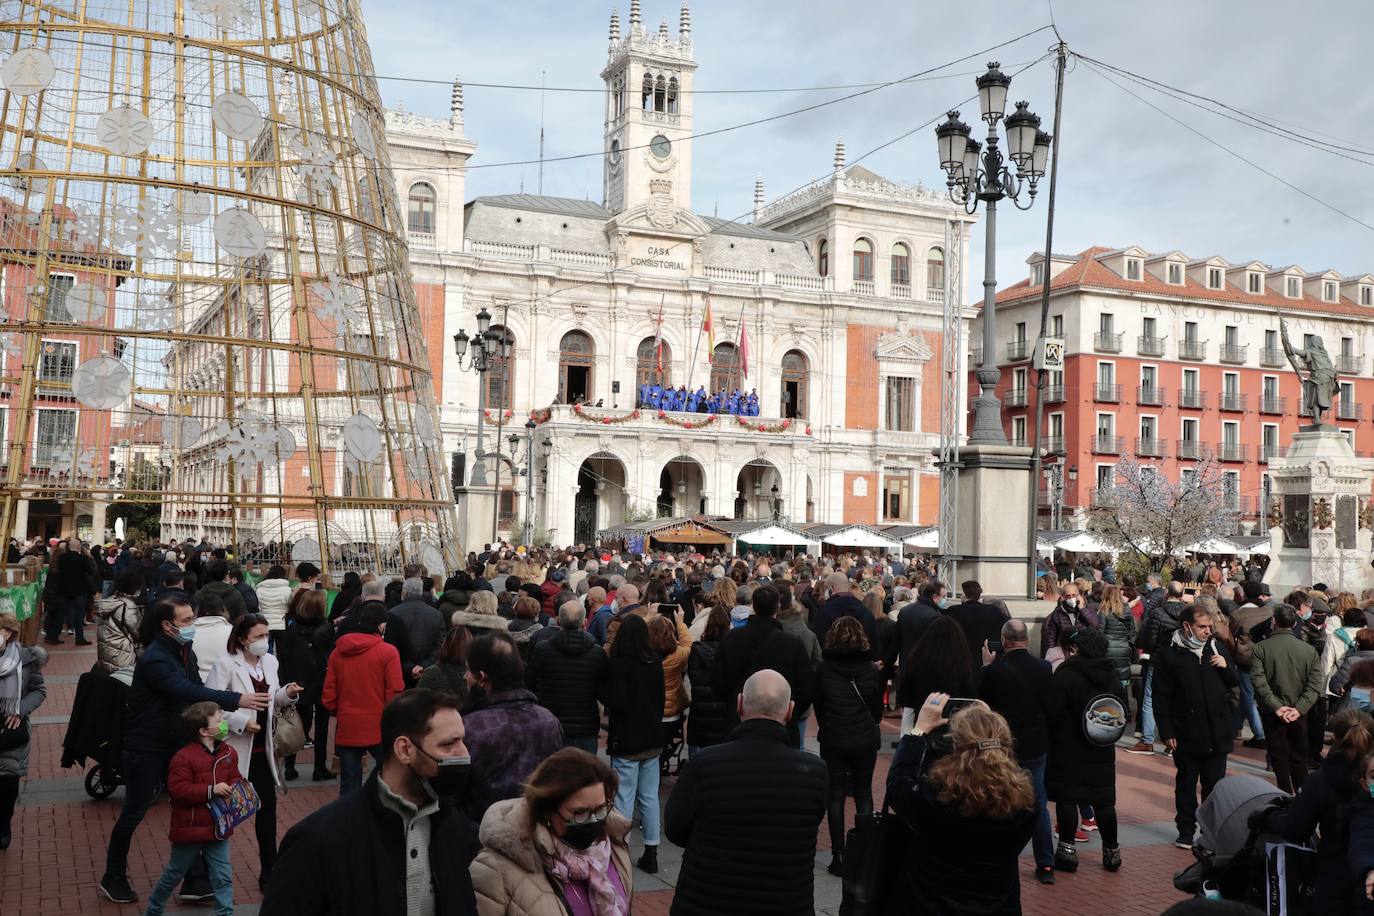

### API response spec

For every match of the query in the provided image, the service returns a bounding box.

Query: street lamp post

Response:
[935,63,1050,445]
[452,307,511,487]
[521,420,536,546]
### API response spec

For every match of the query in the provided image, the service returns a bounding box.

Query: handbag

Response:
[272,703,307,759]
[840,792,912,916]
[0,718,28,751]
[208,778,261,840]
[1265,841,1317,915]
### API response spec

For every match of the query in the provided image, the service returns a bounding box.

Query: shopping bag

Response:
[272,703,307,759]
[839,797,912,916]
[1265,841,1317,915]
[209,778,261,840]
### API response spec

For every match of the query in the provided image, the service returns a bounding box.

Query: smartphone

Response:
[942,697,979,718]
[314,581,324,590]
[986,640,1003,656]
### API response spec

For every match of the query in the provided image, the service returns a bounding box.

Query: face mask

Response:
[1183,631,1205,650]
[1299,609,1312,621]
[1353,688,1373,713]
[561,815,608,850]
[247,638,270,657]
[414,746,471,798]
[175,624,197,644]
[208,719,228,742]
[1065,598,1079,609]
[1368,781,1374,800]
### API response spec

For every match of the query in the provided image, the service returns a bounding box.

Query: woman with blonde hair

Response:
[1098,585,1136,693]
[691,578,736,640]
[886,694,1035,914]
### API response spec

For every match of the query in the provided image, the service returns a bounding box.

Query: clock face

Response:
[650,134,672,159]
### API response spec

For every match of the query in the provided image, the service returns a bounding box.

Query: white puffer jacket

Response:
[255,577,293,630]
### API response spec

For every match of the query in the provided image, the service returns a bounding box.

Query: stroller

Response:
[60,670,129,799]
[1173,774,1293,906]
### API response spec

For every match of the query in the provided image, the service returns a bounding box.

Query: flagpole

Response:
[653,293,666,385]
[686,294,706,392]
[734,303,747,393]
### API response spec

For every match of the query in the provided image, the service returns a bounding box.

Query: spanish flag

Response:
[702,298,715,364]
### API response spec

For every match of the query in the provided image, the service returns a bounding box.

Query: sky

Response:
[360,0,1374,299]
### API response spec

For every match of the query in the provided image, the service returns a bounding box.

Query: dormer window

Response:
[1247,272,1262,294]
[1324,281,1338,303]
[1286,276,1300,298]
[1167,262,1182,285]
[1125,258,1142,280]
[1207,267,1223,290]
[1031,263,1044,286]
[1361,285,1372,306]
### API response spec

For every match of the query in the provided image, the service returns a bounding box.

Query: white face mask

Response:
[247,638,270,657]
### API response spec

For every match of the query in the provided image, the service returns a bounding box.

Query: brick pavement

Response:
[0,642,1271,915]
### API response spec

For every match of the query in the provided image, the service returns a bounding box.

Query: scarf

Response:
[0,640,22,717]
[546,836,626,916]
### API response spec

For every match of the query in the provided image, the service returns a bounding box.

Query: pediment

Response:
[605,204,713,238]
[875,331,934,364]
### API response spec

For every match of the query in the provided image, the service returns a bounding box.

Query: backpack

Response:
[1082,693,1127,746]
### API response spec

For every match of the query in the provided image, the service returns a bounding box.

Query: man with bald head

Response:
[665,670,828,916]
[815,570,876,645]
[528,598,607,754]
[598,581,642,650]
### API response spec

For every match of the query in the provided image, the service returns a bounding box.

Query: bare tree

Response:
[1087,456,1242,572]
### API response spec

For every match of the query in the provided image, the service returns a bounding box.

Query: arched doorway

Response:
[574,453,627,543]
[559,330,595,404]
[735,459,783,520]
[780,349,808,419]
[659,456,707,517]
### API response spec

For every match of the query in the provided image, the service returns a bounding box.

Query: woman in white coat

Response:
[206,612,301,887]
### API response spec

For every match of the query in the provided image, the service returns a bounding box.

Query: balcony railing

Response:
[1006,339,1030,361]
[891,283,912,299]
[1180,339,1207,361]
[1094,331,1123,353]
[1135,436,1166,457]
[1220,343,1249,364]
[1178,389,1206,409]
[1260,442,1282,463]
[1004,388,1028,408]
[1339,355,1364,375]
[1260,347,1287,368]
[1094,383,1122,403]
[853,279,875,296]
[1338,401,1363,421]
[1137,335,1166,357]
[1090,486,1115,507]
[1137,384,1166,406]
[1009,437,1027,449]
[1217,442,1248,462]
[1093,434,1123,454]
[1043,385,1065,404]
[1260,394,1286,415]
[1177,439,1207,460]
[1219,392,1248,412]
[1040,436,1066,455]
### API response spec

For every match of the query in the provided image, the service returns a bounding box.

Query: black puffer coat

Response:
[527,628,607,740]
[685,638,728,750]
[1045,655,1126,806]
[812,648,882,755]
[1100,611,1136,686]
[604,653,664,757]
[1265,753,1362,916]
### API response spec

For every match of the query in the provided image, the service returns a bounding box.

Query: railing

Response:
[1180,339,1207,361]
[1094,383,1122,402]
[1136,436,1166,457]
[1260,442,1281,463]
[1339,355,1364,375]
[1093,434,1123,454]
[408,230,436,249]
[1219,392,1248,412]
[1339,401,1363,421]
[1217,442,1248,462]
[1006,339,1030,361]
[704,266,762,284]
[1137,385,1165,406]
[1090,486,1115,507]
[551,247,613,268]
[468,239,537,259]
[1260,347,1287,368]
[1004,388,1028,408]
[1043,385,1065,403]
[1137,335,1166,357]
[1009,436,1027,448]
[1260,395,1286,415]
[1094,331,1123,353]
[891,283,912,299]
[776,273,827,291]
[1178,388,1206,409]
[1041,436,1065,455]
[1177,439,1207,460]
[1220,343,1248,364]
[853,279,875,296]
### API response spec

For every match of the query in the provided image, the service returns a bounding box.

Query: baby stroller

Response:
[60,670,129,799]
[1173,774,1291,906]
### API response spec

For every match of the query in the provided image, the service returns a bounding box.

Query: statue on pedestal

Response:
[1281,317,1339,425]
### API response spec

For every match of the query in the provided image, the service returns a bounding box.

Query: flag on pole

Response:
[702,298,715,365]
[652,297,665,377]
[738,315,750,380]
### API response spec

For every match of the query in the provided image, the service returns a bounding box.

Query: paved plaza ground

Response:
[2,642,1278,915]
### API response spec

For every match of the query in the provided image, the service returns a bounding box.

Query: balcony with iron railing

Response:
[1219,391,1248,412]
[1137,335,1166,357]
[1179,339,1208,361]
[1339,354,1364,375]
[1260,394,1286,415]
[1177,439,1208,460]
[1178,388,1206,409]
[1006,339,1030,361]
[1137,384,1166,406]
[1094,383,1122,403]
[1220,343,1249,364]
[1090,486,1115,507]
[1004,388,1028,408]
[1338,400,1363,421]
[1135,436,1166,458]
[1040,436,1066,455]
[1217,442,1248,462]
[1260,347,1287,368]
[1093,434,1123,455]
[1260,441,1282,463]
[1043,385,1065,404]
[1094,331,1124,353]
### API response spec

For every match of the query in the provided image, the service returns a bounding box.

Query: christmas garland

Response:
[572,403,641,425]
[735,415,793,433]
[483,409,514,423]
[535,403,814,434]
[528,407,552,426]
[658,410,718,430]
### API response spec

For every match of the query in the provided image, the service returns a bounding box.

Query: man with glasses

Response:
[1151,605,1240,849]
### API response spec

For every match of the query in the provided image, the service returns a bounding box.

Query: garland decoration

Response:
[735,415,792,433]
[528,407,552,426]
[572,403,641,425]
[658,410,718,430]
[483,409,514,423]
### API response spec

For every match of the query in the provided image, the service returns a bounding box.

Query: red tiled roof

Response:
[996,247,1374,319]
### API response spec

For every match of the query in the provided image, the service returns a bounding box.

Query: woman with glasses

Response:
[471,747,633,916]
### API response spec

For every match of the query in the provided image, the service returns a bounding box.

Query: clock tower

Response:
[601,2,696,216]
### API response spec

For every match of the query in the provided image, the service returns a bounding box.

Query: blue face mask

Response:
[175,624,197,645]
[1352,688,1373,713]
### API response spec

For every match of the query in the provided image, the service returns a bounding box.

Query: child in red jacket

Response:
[145,701,243,916]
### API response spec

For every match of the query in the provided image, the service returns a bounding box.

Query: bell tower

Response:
[601,2,696,215]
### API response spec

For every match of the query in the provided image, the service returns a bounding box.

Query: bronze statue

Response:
[1281,317,1339,425]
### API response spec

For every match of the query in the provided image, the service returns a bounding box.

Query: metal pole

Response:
[523,420,535,546]
[964,191,1002,447]
[1025,40,1069,596]
[471,356,488,486]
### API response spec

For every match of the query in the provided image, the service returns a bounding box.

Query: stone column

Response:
[11,497,28,540]
[951,444,1034,598]
[91,500,109,544]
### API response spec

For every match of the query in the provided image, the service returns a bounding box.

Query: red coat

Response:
[540,580,561,617]
[166,739,240,843]
[322,632,403,748]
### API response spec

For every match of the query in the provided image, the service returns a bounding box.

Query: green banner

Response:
[1,581,41,622]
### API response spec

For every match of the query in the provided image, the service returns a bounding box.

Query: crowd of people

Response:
[635,382,762,416]
[5,532,1374,913]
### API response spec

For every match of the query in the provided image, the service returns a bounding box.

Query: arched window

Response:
[891,242,911,287]
[636,336,671,388]
[485,325,515,409]
[654,75,666,113]
[407,182,436,235]
[642,72,654,110]
[558,330,595,404]
[927,246,946,295]
[710,342,739,394]
[667,77,679,114]
[817,238,829,277]
[781,349,809,420]
[853,238,874,282]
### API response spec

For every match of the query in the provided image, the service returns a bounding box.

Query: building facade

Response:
[386,2,975,548]
[986,245,1374,532]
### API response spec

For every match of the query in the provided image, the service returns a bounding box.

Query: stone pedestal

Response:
[457,486,498,555]
[953,445,1034,598]
[1265,426,1374,594]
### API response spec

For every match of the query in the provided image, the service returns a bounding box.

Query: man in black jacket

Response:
[262,690,479,916]
[976,618,1056,883]
[665,670,828,916]
[896,579,946,660]
[813,572,876,645]
[945,579,1010,667]
[527,600,607,754]
[1151,604,1239,849]
[390,577,446,685]
[713,583,814,745]
[49,538,99,645]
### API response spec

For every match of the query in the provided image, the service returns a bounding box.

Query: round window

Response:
[649,134,672,159]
